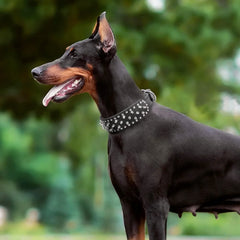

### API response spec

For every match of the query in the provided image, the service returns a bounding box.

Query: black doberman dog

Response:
[32,12,240,240]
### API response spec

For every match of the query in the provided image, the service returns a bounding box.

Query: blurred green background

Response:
[1,0,240,237]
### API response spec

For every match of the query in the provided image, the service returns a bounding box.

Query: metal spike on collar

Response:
[100,99,150,133]
[99,89,156,134]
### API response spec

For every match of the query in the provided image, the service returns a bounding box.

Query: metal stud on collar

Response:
[100,99,150,133]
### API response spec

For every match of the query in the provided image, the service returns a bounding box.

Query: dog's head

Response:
[31,12,116,107]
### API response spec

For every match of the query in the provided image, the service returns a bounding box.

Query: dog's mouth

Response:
[42,76,84,107]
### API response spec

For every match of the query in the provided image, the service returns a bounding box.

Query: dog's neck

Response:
[94,55,143,118]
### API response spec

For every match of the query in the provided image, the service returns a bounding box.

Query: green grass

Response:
[0,236,239,240]
[0,236,127,240]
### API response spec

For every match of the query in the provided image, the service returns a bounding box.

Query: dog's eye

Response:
[69,50,78,59]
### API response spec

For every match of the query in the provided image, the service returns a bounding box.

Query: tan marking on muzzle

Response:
[45,64,98,102]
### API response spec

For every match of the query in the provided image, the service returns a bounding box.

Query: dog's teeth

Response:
[72,79,81,87]
[75,79,81,84]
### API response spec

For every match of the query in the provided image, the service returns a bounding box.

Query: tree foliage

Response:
[0,106,122,232]
[1,0,240,119]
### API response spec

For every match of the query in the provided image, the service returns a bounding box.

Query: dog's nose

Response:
[31,67,41,79]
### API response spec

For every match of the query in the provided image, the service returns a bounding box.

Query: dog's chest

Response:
[109,158,140,199]
[108,136,140,198]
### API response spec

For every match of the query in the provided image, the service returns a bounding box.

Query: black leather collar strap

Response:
[100,89,156,134]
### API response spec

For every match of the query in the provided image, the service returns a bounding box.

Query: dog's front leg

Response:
[145,198,169,240]
[120,199,145,240]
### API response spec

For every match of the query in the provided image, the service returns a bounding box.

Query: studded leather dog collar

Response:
[100,89,156,134]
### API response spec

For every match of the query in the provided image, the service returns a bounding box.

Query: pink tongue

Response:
[42,81,70,107]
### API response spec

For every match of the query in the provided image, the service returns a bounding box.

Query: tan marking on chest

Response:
[124,164,136,185]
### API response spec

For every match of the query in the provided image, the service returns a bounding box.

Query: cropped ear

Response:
[89,12,116,55]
